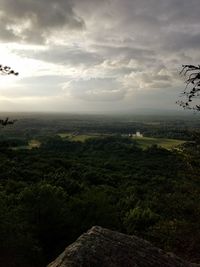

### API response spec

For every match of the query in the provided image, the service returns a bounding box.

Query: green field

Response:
[12,139,41,150]
[58,133,72,138]
[28,139,41,149]
[58,133,107,142]
[132,136,185,149]
[58,132,185,149]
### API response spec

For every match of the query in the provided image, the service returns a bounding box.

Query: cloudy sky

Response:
[0,0,199,113]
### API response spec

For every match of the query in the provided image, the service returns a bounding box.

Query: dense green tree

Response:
[0,134,199,266]
[124,207,160,234]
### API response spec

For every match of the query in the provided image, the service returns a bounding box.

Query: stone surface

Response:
[48,226,199,267]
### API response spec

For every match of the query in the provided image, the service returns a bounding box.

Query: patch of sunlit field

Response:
[58,132,186,148]
[28,139,41,148]
[58,133,72,138]
[132,136,186,149]
[71,135,95,142]
[12,139,41,150]
[58,133,106,142]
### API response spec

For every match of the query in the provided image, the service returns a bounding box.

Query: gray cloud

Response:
[1,0,200,111]
[93,45,154,61]
[162,32,200,52]
[13,45,103,66]
[0,0,85,43]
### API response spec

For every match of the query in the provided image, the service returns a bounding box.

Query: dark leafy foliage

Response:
[0,135,199,266]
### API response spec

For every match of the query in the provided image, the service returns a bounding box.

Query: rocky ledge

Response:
[48,226,199,267]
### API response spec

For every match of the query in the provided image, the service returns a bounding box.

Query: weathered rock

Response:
[48,226,199,267]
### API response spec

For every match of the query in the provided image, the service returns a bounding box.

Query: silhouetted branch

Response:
[0,64,18,126]
[177,65,200,111]
[0,64,19,76]
[0,117,17,127]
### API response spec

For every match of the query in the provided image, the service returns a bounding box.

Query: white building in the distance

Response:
[133,131,143,138]
[122,131,143,138]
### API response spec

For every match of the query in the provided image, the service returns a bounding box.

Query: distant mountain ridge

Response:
[48,226,199,267]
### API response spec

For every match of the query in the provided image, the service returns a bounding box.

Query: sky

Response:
[0,0,199,113]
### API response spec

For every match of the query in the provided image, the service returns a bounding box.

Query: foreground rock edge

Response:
[48,226,199,267]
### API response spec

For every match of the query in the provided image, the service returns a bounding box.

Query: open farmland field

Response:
[28,139,41,148]
[132,136,186,149]
[12,139,41,150]
[58,133,109,142]
[58,132,186,149]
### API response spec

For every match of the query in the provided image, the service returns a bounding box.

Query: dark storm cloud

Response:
[0,0,84,43]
